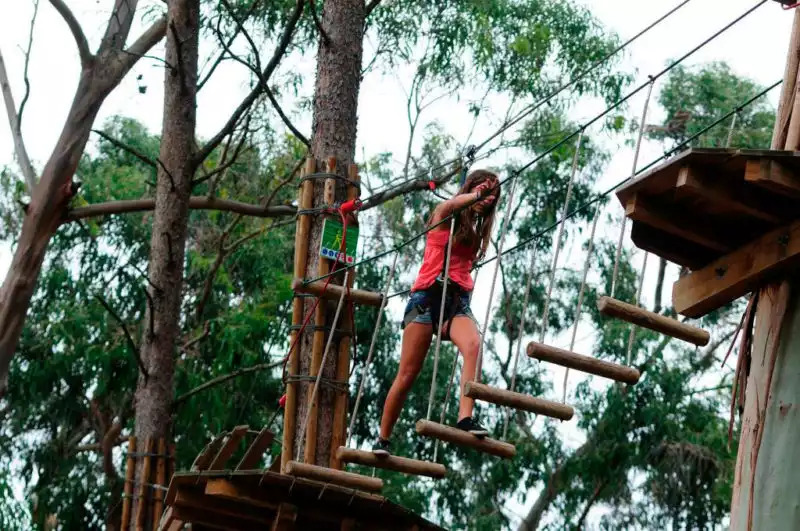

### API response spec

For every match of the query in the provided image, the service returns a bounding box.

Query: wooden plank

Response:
[597,296,710,346]
[121,436,136,530]
[284,158,316,474]
[673,218,800,317]
[136,437,154,530]
[205,479,279,510]
[208,426,248,471]
[291,278,383,307]
[173,490,273,529]
[463,381,574,421]
[630,222,717,270]
[415,420,516,459]
[744,158,800,198]
[625,193,730,253]
[155,506,179,531]
[335,447,447,479]
[675,165,781,224]
[271,503,298,531]
[527,342,640,385]
[153,438,168,530]
[285,461,384,492]
[193,434,226,471]
[236,427,274,470]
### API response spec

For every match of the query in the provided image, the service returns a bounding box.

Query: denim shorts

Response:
[402,288,476,329]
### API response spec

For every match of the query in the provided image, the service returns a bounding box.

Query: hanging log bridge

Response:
[614,148,800,318]
[527,342,641,385]
[158,425,442,531]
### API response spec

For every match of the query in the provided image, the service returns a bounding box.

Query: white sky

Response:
[0,0,794,527]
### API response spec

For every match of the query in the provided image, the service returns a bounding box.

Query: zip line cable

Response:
[303,0,769,288]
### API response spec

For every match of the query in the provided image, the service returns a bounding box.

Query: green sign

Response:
[320,218,359,264]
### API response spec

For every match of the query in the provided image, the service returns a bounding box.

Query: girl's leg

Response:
[379,322,433,440]
[447,316,482,422]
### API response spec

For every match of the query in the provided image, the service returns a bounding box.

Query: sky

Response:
[0,0,795,527]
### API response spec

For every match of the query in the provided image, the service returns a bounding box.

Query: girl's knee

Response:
[460,337,481,360]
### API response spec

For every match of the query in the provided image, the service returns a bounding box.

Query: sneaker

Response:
[372,438,391,457]
[456,417,489,438]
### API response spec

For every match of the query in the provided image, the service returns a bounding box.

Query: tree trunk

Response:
[0,1,166,396]
[131,0,198,526]
[729,10,800,530]
[292,0,365,468]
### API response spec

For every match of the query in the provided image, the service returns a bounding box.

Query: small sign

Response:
[320,218,359,264]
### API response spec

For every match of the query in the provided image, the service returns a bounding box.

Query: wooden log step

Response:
[527,342,640,385]
[464,381,574,421]
[284,461,383,492]
[415,420,516,459]
[597,296,709,346]
[335,447,446,479]
[291,278,383,307]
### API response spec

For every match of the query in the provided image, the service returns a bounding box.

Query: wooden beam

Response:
[673,218,800,317]
[136,437,154,531]
[415,420,516,459]
[463,381,574,421]
[271,503,298,531]
[205,479,278,510]
[208,426,249,471]
[192,434,225,471]
[625,193,730,253]
[335,447,447,479]
[675,165,781,224]
[121,437,136,530]
[173,489,273,529]
[305,258,330,465]
[236,427,274,470]
[597,296,710,346]
[153,438,167,530]
[527,342,640,385]
[292,278,383,307]
[285,461,384,492]
[744,158,800,198]
[630,222,717,270]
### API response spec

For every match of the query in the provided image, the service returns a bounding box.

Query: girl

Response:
[374,170,501,456]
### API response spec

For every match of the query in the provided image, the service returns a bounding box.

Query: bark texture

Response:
[0,1,166,396]
[293,0,365,468]
[131,0,198,525]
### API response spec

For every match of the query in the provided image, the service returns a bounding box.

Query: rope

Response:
[502,243,540,439]
[346,252,400,446]
[611,78,655,298]
[284,374,349,393]
[561,201,602,403]
[625,251,649,366]
[426,218,457,420]
[476,173,521,382]
[434,352,462,462]
[726,111,739,148]
[539,132,584,342]
[296,269,351,460]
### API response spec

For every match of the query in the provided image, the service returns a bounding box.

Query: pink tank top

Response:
[411,229,476,292]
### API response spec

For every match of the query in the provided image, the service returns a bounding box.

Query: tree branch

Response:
[265,86,310,146]
[65,197,296,223]
[173,360,284,408]
[308,0,330,45]
[360,166,461,211]
[0,49,36,193]
[92,128,156,167]
[18,0,40,127]
[195,0,305,166]
[574,480,607,530]
[365,0,382,18]
[99,0,137,53]
[49,0,92,68]
[109,15,168,81]
[263,157,304,207]
[94,295,148,379]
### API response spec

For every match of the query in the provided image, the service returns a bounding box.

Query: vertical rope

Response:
[426,218,456,420]
[502,243,540,439]
[561,202,602,403]
[346,252,400,446]
[539,131,584,342]
[611,78,655,298]
[297,269,350,459]
[625,251,649,366]
[476,175,521,383]
[726,111,739,148]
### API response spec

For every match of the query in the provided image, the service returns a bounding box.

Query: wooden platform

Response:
[615,148,800,317]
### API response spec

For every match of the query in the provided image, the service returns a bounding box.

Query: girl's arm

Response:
[429,181,495,224]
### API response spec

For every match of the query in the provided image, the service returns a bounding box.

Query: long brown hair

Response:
[453,169,501,260]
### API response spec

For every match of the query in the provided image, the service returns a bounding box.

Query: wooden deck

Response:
[615,148,800,316]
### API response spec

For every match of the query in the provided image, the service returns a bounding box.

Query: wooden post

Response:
[121,436,136,530]
[283,158,315,473]
[330,164,360,470]
[285,460,384,492]
[136,437,153,531]
[730,10,800,529]
[152,439,167,530]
